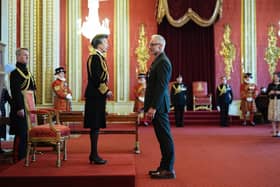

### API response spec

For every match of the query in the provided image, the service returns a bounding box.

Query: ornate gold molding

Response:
[8,0,17,65]
[264,25,280,79]
[156,0,222,27]
[135,24,149,75]
[219,24,236,80]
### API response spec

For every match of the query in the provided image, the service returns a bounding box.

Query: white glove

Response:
[217,106,220,112]
[138,96,145,102]
[66,94,72,100]
[246,97,253,102]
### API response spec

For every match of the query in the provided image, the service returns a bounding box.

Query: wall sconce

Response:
[78,0,110,41]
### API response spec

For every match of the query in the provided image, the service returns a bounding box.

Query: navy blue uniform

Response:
[216,84,233,126]
[171,82,187,127]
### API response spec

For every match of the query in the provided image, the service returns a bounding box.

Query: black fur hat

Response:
[54,67,66,75]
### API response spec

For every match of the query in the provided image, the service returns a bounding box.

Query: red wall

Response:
[256,0,280,88]
[57,0,280,101]
[129,0,158,99]
[214,0,241,98]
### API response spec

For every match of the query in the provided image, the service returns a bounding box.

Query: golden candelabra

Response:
[264,25,280,79]
[219,24,236,80]
[135,24,150,75]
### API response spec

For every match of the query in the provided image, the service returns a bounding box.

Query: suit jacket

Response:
[144,52,172,113]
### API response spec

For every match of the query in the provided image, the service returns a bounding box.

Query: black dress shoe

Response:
[148,168,163,175]
[89,156,107,165]
[150,170,176,179]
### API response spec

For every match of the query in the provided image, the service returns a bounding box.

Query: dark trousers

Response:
[220,103,229,126]
[11,115,28,162]
[174,105,184,127]
[89,128,100,159]
[152,112,175,171]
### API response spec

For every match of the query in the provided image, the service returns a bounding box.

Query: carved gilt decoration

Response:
[219,24,236,80]
[135,24,149,74]
[264,25,280,79]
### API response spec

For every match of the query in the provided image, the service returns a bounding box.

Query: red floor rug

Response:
[0,142,136,187]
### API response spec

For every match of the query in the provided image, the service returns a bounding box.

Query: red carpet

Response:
[0,135,136,187]
[1,122,280,187]
[136,124,280,187]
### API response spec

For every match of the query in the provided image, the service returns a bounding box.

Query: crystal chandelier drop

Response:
[78,0,110,41]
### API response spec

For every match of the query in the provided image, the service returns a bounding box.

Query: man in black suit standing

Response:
[84,34,112,165]
[144,34,175,179]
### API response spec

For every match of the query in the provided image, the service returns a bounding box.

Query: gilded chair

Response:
[192,81,212,111]
[23,90,71,167]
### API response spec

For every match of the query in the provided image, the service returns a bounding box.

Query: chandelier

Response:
[78,0,110,41]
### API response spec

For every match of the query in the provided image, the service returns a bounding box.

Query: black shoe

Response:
[89,156,107,165]
[150,170,176,179]
[250,121,255,126]
[148,168,163,175]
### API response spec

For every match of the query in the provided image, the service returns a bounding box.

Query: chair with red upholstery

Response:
[23,90,71,167]
[192,81,212,111]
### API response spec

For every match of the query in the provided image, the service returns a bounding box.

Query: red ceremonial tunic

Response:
[52,79,72,111]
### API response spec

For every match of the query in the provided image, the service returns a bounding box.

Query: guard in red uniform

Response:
[240,73,258,126]
[133,74,149,126]
[52,67,72,111]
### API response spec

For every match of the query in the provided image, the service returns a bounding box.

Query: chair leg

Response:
[25,142,32,167]
[56,142,61,167]
[31,144,36,162]
[63,140,67,161]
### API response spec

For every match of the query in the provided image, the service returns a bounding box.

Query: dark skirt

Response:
[84,97,106,129]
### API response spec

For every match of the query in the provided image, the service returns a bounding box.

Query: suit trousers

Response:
[220,103,229,126]
[152,112,175,171]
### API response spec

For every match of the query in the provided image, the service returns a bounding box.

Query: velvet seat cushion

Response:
[194,97,211,104]
[29,124,71,138]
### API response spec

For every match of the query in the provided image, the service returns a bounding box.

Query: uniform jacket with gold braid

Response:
[216,83,233,106]
[84,50,109,98]
[170,82,187,107]
[51,79,72,111]
[10,63,36,112]
[9,63,36,135]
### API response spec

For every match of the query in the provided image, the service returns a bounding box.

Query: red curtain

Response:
[158,0,217,109]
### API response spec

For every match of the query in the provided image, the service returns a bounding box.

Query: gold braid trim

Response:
[87,51,109,94]
[87,55,93,78]
[16,67,32,90]
[217,85,227,96]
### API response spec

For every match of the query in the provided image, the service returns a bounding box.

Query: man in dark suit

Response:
[84,34,112,165]
[144,34,175,179]
[216,76,233,127]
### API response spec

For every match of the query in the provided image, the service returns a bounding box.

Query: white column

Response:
[67,0,82,107]
[243,0,257,82]
[109,0,134,114]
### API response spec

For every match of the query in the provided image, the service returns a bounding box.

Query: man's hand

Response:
[17,109,25,117]
[107,90,113,99]
[146,108,156,120]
